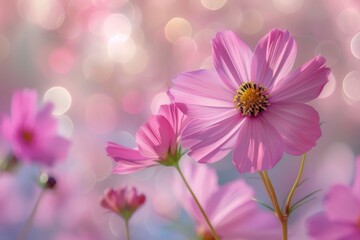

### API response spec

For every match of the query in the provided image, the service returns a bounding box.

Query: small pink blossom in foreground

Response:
[100,186,145,220]
[173,160,281,240]
[1,89,70,166]
[169,29,330,173]
[306,157,360,240]
[106,103,188,174]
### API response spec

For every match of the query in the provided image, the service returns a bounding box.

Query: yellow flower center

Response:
[233,82,269,117]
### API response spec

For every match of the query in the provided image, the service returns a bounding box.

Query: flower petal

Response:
[11,89,37,126]
[324,185,360,224]
[135,115,176,159]
[182,110,244,164]
[307,212,357,240]
[168,69,235,119]
[31,136,70,165]
[106,142,157,174]
[212,31,252,90]
[205,180,254,226]
[264,103,321,155]
[352,156,360,198]
[173,161,218,226]
[233,117,284,173]
[252,29,297,89]
[158,103,188,137]
[35,103,56,135]
[203,180,280,239]
[270,56,330,103]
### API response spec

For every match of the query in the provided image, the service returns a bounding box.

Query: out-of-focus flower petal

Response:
[352,156,360,198]
[11,89,37,126]
[0,89,70,166]
[324,185,360,223]
[307,212,356,240]
[173,160,218,225]
[100,186,146,220]
[173,163,280,239]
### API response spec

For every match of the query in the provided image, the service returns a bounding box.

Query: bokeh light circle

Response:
[151,92,171,114]
[103,14,132,41]
[337,8,360,34]
[351,32,360,59]
[107,37,137,63]
[201,0,227,10]
[43,87,72,115]
[343,71,360,102]
[165,17,192,43]
[318,73,336,99]
[272,0,303,14]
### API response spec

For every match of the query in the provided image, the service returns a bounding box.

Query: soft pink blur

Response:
[0,1,359,239]
[306,156,360,239]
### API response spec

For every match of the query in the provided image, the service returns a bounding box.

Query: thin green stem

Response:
[259,171,287,240]
[174,164,220,240]
[285,153,307,215]
[17,189,45,240]
[124,219,130,240]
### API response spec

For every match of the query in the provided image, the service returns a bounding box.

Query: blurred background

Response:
[0,0,360,239]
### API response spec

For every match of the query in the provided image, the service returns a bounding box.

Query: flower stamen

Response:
[233,82,269,117]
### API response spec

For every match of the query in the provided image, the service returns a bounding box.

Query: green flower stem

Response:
[124,219,130,240]
[17,189,45,240]
[174,164,220,240]
[259,153,308,240]
[259,171,287,240]
[285,153,307,215]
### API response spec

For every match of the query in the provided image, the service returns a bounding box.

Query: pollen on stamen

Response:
[233,82,270,117]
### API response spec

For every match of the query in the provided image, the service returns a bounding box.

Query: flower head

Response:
[100,186,145,220]
[169,29,330,173]
[306,157,360,239]
[1,89,70,166]
[106,103,188,174]
[173,160,280,240]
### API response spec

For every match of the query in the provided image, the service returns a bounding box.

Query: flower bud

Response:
[100,186,145,220]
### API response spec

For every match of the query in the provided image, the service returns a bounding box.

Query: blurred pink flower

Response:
[1,89,70,166]
[106,103,188,174]
[173,160,281,240]
[169,29,330,173]
[306,157,360,239]
[100,186,145,220]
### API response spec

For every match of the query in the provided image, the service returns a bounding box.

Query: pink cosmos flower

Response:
[168,29,330,173]
[100,186,145,220]
[306,157,360,239]
[106,103,188,174]
[173,160,280,240]
[1,89,70,166]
